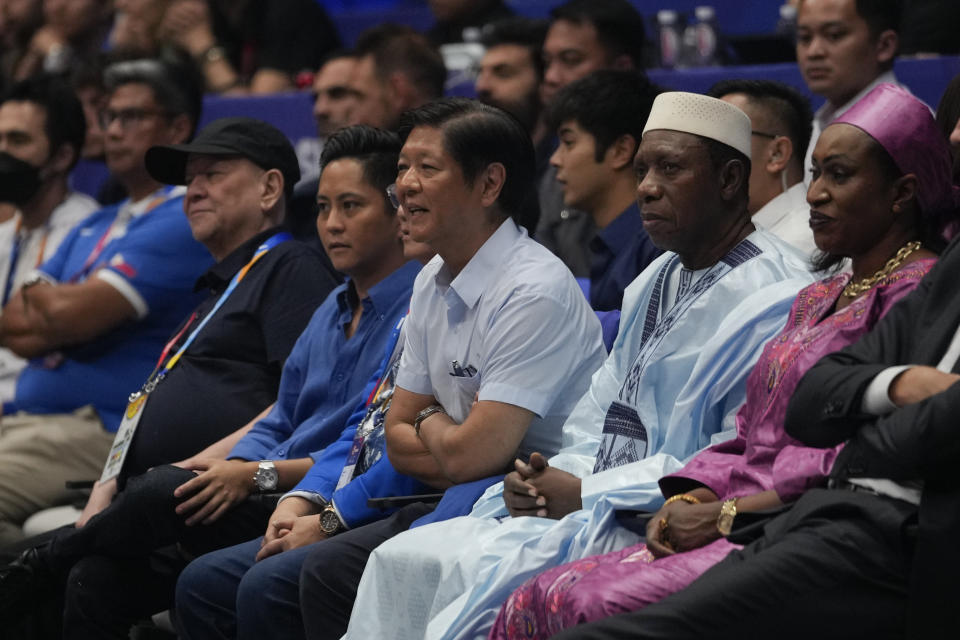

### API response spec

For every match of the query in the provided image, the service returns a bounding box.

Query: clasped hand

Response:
[256,497,325,561]
[503,452,582,519]
[645,500,722,558]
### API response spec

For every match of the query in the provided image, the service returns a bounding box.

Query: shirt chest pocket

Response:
[447,370,482,418]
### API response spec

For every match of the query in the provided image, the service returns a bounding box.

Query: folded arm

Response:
[0,279,137,358]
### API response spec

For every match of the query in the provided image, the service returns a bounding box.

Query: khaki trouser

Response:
[0,405,113,546]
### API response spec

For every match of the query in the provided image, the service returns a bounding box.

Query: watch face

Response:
[320,509,340,534]
[256,465,278,490]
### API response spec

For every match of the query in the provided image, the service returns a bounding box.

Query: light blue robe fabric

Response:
[343,229,815,640]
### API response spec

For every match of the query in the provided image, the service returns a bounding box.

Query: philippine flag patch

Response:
[109,253,137,279]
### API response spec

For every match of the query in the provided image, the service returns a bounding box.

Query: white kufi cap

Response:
[642,91,752,160]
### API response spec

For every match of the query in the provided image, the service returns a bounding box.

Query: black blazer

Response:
[785,235,960,638]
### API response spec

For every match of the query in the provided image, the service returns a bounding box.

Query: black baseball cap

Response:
[145,116,301,192]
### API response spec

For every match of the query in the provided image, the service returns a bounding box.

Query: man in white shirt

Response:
[0,74,98,401]
[797,0,902,179]
[710,79,817,257]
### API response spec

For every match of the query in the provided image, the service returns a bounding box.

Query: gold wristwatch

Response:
[716,498,738,536]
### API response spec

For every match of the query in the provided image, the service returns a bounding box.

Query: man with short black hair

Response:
[547,69,662,312]
[349,92,815,640]
[476,17,549,170]
[535,0,648,278]
[311,52,359,140]
[797,0,903,179]
[0,56,213,545]
[350,24,446,132]
[709,79,816,255]
[0,74,99,401]
[287,98,606,640]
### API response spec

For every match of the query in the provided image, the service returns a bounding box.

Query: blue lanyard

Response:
[135,231,292,397]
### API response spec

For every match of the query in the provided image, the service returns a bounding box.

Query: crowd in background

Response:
[0,0,957,639]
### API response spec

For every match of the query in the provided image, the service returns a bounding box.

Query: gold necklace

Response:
[842,240,922,299]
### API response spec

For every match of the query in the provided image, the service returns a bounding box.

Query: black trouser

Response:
[554,489,916,640]
[299,502,436,640]
[40,465,274,640]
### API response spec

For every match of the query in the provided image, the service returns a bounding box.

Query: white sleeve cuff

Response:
[28,269,59,285]
[96,269,149,319]
[861,365,912,415]
[279,490,326,505]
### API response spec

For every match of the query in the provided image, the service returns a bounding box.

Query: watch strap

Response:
[414,404,445,436]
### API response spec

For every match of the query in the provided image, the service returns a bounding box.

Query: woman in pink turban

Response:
[489,83,959,640]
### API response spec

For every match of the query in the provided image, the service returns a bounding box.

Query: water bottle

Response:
[691,6,719,66]
[657,10,682,69]
[776,4,798,40]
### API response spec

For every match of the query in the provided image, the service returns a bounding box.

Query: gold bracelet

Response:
[663,493,701,507]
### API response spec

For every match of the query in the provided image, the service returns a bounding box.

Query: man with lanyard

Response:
[0,74,99,403]
[0,57,213,547]
[339,93,815,640]
[56,117,337,533]
[175,125,438,640]
[0,119,421,639]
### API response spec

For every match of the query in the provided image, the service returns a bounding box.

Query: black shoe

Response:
[0,545,57,624]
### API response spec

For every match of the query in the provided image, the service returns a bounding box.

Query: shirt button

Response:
[560,210,570,220]
[336,373,344,381]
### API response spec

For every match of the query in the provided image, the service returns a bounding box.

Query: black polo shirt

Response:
[122,228,338,477]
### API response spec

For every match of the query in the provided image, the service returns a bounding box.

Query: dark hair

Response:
[480,17,549,79]
[708,79,813,170]
[398,98,536,224]
[320,125,402,210]
[810,135,946,272]
[936,74,960,184]
[549,0,646,69]
[103,48,204,137]
[1,73,87,170]
[548,69,660,162]
[854,0,903,39]
[355,24,446,102]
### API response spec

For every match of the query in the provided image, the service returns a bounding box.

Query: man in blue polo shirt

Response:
[0,56,212,545]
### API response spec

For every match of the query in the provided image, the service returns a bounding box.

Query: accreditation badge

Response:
[99,392,149,483]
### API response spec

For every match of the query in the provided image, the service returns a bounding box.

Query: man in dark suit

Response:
[554,236,960,640]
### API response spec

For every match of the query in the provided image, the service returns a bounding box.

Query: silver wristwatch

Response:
[253,460,278,492]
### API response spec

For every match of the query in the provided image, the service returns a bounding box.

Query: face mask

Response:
[0,151,42,206]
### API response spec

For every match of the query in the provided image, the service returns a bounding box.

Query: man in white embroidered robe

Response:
[342,92,816,640]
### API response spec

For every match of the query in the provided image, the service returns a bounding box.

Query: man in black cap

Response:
[0,116,420,640]
[64,116,338,531]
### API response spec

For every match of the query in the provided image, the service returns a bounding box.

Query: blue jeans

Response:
[176,537,314,640]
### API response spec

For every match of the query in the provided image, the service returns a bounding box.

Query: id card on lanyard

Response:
[334,316,405,490]
[98,232,292,483]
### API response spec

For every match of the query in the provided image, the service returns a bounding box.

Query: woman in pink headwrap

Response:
[489,83,960,640]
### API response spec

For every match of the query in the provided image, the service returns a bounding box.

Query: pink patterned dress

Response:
[489,259,935,640]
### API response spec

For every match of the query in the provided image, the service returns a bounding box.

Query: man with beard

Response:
[0,74,98,403]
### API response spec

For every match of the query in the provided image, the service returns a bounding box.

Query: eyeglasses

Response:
[386,183,400,209]
[751,130,780,140]
[98,107,168,130]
